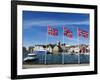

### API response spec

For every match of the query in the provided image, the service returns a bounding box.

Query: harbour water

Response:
[23,51,89,64]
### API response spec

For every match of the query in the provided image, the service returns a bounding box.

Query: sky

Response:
[22,11,90,48]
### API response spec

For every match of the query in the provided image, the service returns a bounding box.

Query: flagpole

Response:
[62,26,64,64]
[77,27,80,64]
[45,26,48,64]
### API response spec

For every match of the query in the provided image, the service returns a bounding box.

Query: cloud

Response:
[23,19,89,29]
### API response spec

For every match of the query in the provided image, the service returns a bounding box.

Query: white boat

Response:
[24,53,38,62]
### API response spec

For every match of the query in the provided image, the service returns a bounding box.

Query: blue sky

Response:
[23,11,90,47]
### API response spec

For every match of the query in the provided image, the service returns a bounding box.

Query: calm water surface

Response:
[23,51,89,64]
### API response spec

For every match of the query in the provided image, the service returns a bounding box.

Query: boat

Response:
[23,53,38,63]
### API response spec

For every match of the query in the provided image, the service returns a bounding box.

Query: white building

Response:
[34,45,46,51]
[67,46,79,54]
[47,46,53,53]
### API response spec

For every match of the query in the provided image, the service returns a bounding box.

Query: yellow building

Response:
[53,46,59,52]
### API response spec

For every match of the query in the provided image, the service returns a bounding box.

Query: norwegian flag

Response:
[64,27,73,38]
[53,28,58,36]
[78,28,88,38]
[83,31,88,38]
[48,25,58,36]
[48,25,52,35]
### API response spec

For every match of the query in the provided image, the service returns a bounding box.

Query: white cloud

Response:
[23,19,89,29]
